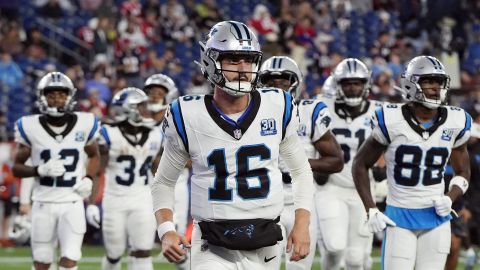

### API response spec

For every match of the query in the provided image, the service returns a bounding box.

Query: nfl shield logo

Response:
[233,129,242,140]
[75,131,85,142]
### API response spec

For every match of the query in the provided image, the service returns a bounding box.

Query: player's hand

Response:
[287,222,310,261]
[37,156,66,177]
[73,176,93,198]
[86,204,101,229]
[19,203,31,215]
[367,208,396,233]
[160,231,190,263]
[432,196,452,217]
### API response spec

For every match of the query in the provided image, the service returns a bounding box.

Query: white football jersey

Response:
[324,97,381,188]
[99,124,163,198]
[14,112,100,203]
[282,98,331,204]
[372,104,472,209]
[162,88,299,221]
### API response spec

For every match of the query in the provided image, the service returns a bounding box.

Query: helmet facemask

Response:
[208,50,262,96]
[38,87,76,117]
[404,74,450,109]
[143,74,178,112]
[336,78,369,107]
[112,88,155,129]
[401,56,450,109]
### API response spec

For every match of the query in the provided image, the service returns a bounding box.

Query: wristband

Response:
[157,221,176,241]
[449,176,469,194]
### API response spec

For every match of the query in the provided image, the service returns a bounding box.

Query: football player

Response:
[352,56,471,269]
[258,55,344,270]
[143,74,191,270]
[316,58,380,270]
[151,21,315,269]
[143,74,179,124]
[12,72,100,270]
[87,88,162,270]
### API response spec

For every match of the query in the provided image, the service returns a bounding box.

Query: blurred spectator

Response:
[160,1,194,44]
[115,41,144,88]
[0,51,23,88]
[35,0,75,18]
[93,17,111,54]
[79,0,102,11]
[0,112,7,142]
[0,145,20,246]
[371,31,394,59]
[79,88,107,117]
[462,24,480,75]
[120,0,142,17]
[144,46,182,76]
[370,69,402,102]
[24,27,48,53]
[142,0,160,18]
[249,4,279,43]
[194,0,223,33]
[0,1,19,20]
[0,21,24,56]
[85,66,111,104]
[294,16,316,47]
[118,15,148,50]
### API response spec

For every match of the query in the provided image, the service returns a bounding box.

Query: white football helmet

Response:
[321,75,337,98]
[36,72,77,117]
[8,215,31,245]
[198,20,263,96]
[144,74,179,112]
[111,87,155,128]
[401,55,450,109]
[258,56,303,100]
[332,58,371,107]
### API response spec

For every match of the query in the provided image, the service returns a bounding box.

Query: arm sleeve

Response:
[20,177,34,204]
[370,107,390,145]
[14,118,30,146]
[311,104,332,142]
[454,111,472,148]
[86,116,101,145]
[151,110,189,212]
[280,134,314,212]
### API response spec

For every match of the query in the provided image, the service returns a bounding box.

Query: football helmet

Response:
[36,72,77,117]
[321,75,337,98]
[111,87,155,128]
[144,74,179,112]
[198,20,263,96]
[401,55,450,109]
[332,58,370,107]
[258,56,303,100]
[8,215,31,245]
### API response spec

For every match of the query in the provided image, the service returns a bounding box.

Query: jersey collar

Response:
[401,104,448,139]
[39,113,78,142]
[204,91,261,140]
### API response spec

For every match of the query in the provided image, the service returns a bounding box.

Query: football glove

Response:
[73,176,93,199]
[86,204,101,229]
[432,196,452,217]
[37,156,65,177]
[367,208,396,233]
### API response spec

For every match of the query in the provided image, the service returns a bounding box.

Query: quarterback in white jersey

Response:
[87,88,162,270]
[152,21,315,270]
[258,56,343,270]
[13,72,100,270]
[353,56,471,270]
[316,58,380,270]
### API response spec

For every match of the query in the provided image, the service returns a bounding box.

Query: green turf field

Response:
[0,245,476,270]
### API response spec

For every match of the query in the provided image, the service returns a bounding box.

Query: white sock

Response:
[59,267,77,270]
[128,256,153,270]
[101,256,121,270]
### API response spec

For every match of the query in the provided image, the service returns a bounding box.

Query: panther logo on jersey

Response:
[260,118,277,136]
[75,131,85,142]
[321,115,332,128]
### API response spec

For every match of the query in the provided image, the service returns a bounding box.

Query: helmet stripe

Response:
[272,58,277,69]
[278,58,283,68]
[241,23,251,39]
[346,60,352,73]
[353,59,357,72]
[426,56,439,70]
[229,22,243,40]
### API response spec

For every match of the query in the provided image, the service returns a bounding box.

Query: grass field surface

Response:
[0,245,477,270]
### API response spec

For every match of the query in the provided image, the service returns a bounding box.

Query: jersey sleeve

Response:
[86,116,101,145]
[282,92,299,141]
[311,101,332,142]
[371,106,390,145]
[14,118,31,146]
[98,125,111,148]
[163,102,188,154]
[453,111,472,148]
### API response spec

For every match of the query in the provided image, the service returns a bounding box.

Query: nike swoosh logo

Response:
[264,256,276,263]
